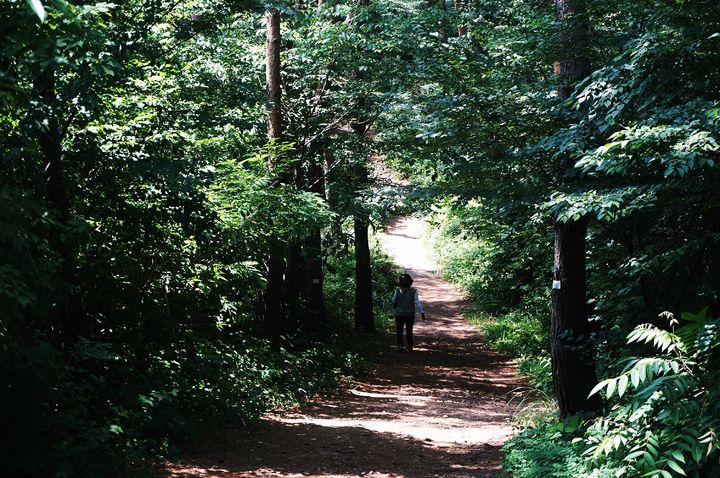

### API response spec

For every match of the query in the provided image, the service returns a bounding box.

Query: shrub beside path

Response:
[167,216,521,478]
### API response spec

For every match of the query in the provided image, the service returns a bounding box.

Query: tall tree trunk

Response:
[304,158,326,334]
[35,66,82,346]
[266,9,282,141]
[283,163,305,314]
[283,239,303,327]
[323,147,346,253]
[350,0,374,334]
[551,218,600,415]
[265,8,283,350]
[550,0,600,417]
[354,216,374,333]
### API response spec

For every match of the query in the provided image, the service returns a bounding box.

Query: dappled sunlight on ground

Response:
[166,216,521,478]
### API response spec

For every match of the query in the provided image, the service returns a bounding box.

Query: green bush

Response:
[324,237,400,333]
[503,419,621,478]
[516,356,553,397]
[583,310,720,478]
[427,198,549,314]
[481,308,549,357]
[0,330,369,478]
[505,309,720,478]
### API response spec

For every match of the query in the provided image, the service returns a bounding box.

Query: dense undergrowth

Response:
[427,204,720,478]
[4,0,720,477]
[2,238,398,478]
[1,2,410,476]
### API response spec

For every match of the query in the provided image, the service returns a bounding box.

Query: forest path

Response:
[167,216,520,478]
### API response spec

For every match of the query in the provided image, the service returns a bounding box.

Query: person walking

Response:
[391,273,425,352]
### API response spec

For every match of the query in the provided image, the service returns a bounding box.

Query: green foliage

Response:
[481,307,549,357]
[516,356,553,397]
[324,230,400,331]
[426,197,553,393]
[5,0,720,476]
[427,198,549,314]
[0,331,367,477]
[377,2,720,478]
[1,0,412,475]
[584,310,720,478]
[478,305,553,395]
[503,419,621,478]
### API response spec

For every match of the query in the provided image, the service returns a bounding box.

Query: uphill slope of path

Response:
[167,216,521,478]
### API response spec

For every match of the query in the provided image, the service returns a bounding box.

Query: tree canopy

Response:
[1,0,719,477]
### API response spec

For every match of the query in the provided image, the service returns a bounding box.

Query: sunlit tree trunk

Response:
[551,0,601,417]
[265,8,284,350]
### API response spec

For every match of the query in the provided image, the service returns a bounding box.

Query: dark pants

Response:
[395,315,415,349]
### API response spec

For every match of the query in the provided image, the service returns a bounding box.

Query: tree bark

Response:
[265,8,284,350]
[354,216,374,333]
[350,0,374,334]
[551,218,600,415]
[550,0,600,417]
[553,0,590,101]
[454,0,466,36]
[304,158,326,334]
[283,163,305,313]
[34,65,83,345]
[265,252,285,350]
[283,239,303,323]
[266,9,282,141]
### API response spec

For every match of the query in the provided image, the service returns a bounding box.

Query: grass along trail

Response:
[167,216,521,478]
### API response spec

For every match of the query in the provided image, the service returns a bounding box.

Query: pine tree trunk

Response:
[551,0,600,417]
[283,239,303,323]
[265,8,284,351]
[351,0,374,334]
[551,217,601,415]
[354,217,374,333]
[283,164,305,312]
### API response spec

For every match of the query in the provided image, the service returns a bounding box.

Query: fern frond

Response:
[627,324,685,354]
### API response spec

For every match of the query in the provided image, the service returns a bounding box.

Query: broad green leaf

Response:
[589,379,608,397]
[606,378,617,398]
[618,374,629,397]
[670,450,686,464]
[625,450,645,461]
[666,459,686,476]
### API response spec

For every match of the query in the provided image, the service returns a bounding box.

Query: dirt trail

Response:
[167,216,520,478]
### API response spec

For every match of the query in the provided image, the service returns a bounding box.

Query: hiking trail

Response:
[167,216,521,478]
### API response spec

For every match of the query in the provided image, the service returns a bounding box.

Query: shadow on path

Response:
[166,217,521,478]
[170,421,503,478]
